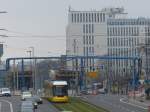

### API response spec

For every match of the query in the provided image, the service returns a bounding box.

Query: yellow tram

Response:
[44,80,69,102]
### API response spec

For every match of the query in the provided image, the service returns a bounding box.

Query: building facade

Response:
[107,18,150,77]
[66,7,150,79]
[66,7,126,70]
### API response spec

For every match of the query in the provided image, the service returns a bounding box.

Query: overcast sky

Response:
[0,0,150,60]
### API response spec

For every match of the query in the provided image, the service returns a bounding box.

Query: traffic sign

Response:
[88,72,98,78]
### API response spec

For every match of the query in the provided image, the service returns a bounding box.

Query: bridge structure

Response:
[1,56,141,91]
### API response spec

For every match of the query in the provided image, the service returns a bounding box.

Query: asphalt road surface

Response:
[82,94,147,112]
[0,96,59,112]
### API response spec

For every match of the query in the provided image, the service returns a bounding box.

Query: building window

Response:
[92,13,94,22]
[97,13,99,22]
[89,36,91,45]
[72,13,74,23]
[83,35,85,44]
[86,47,88,55]
[77,13,79,23]
[92,36,94,45]
[89,24,91,33]
[100,13,102,22]
[74,13,76,23]
[89,47,91,53]
[89,13,91,22]
[107,38,109,46]
[86,13,88,22]
[94,13,97,22]
[86,36,88,45]
[86,24,88,33]
[80,13,82,22]
[83,47,86,56]
[92,24,94,33]
[110,38,112,46]
[92,47,94,54]
[83,24,85,33]
[83,13,85,23]
[103,13,105,22]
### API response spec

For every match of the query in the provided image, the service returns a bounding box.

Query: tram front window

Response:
[53,86,68,96]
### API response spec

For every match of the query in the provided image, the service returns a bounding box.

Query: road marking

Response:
[0,100,13,112]
[120,98,147,110]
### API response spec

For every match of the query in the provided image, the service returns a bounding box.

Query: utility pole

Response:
[13,60,16,91]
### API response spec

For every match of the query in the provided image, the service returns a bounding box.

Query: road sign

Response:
[88,72,98,78]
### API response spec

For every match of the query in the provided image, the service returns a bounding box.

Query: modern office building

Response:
[107,18,150,77]
[66,7,126,70]
[66,7,150,79]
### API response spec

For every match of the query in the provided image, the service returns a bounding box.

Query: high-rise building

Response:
[66,7,150,79]
[107,18,150,77]
[66,7,126,70]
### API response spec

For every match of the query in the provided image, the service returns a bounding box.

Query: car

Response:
[25,97,38,109]
[0,88,11,96]
[98,88,107,94]
[21,91,32,100]
[32,95,43,104]
[21,101,35,112]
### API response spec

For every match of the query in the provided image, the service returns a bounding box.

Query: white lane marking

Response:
[0,100,13,112]
[120,98,147,110]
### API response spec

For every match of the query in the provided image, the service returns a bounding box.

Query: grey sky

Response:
[0,0,150,60]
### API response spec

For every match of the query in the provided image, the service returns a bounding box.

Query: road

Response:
[82,94,147,112]
[0,96,59,112]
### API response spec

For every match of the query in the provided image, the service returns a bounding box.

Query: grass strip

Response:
[52,97,109,112]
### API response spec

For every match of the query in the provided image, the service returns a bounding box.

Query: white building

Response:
[66,7,126,70]
[107,18,150,77]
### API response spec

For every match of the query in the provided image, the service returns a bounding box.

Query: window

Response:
[89,47,91,53]
[92,24,94,33]
[102,13,105,22]
[86,13,88,22]
[80,13,82,22]
[107,38,109,46]
[97,13,99,22]
[83,35,85,44]
[92,36,94,44]
[83,13,85,23]
[74,13,76,23]
[92,13,94,22]
[89,24,91,33]
[89,36,91,45]
[89,13,91,22]
[110,38,112,46]
[92,47,94,54]
[100,13,102,22]
[83,47,86,56]
[77,13,79,23]
[83,24,85,33]
[86,36,88,45]
[72,14,74,22]
[86,47,88,55]
[94,13,97,22]
[86,24,88,33]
